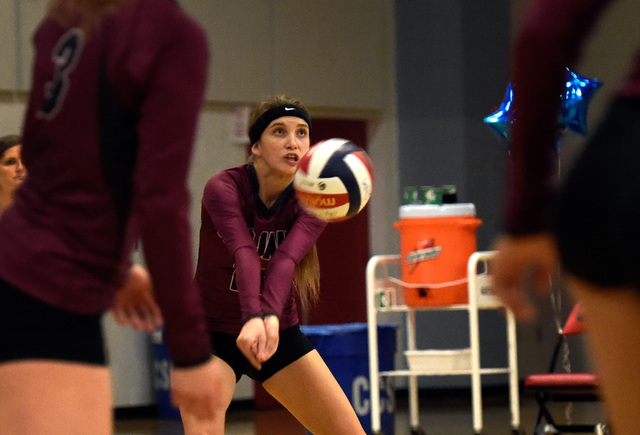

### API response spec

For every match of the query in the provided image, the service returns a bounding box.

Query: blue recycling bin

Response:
[151,328,181,419]
[301,323,397,435]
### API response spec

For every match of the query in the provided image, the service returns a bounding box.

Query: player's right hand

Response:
[492,232,559,321]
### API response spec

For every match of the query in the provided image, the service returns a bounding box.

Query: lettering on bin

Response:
[154,359,171,391]
[352,376,395,416]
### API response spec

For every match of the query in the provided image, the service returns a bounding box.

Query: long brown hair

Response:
[248,95,321,310]
[293,245,320,311]
[0,135,21,159]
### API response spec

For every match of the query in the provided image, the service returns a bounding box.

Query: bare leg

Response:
[179,356,236,435]
[566,274,640,434]
[0,360,112,435]
[262,350,365,435]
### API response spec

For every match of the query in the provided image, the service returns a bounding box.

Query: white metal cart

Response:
[366,251,521,434]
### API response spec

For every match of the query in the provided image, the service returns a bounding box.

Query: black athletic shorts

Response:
[556,97,640,289]
[0,276,106,365]
[209,325,315,383]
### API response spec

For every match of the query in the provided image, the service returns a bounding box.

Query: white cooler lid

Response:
[399,203,476,218]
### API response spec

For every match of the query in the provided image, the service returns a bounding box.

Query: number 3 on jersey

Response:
[38,28,85,119]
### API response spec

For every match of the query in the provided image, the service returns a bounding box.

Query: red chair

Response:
[524,303,608,434]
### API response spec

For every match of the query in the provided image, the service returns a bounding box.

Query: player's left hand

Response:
[110,264,163,333]
[260,315,279,363]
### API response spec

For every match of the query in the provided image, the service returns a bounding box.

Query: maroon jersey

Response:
[0,0,211,365]
[506,0,640,235]
[196,164,326,335]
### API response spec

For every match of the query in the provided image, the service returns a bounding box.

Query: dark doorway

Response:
[305,118,370,324]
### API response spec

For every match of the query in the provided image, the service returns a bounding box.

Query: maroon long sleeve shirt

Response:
[0,0,211,366]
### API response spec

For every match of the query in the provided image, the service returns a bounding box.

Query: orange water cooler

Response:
[394,204,482,306]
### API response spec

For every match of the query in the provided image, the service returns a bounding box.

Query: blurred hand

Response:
[236,317,266,370]
[491,233,559,321]
[171,358,226,434]
[110,264,163,332]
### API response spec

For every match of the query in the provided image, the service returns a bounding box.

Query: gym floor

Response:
[113,387,606,435]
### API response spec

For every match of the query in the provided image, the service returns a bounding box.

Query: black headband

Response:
[248,104,312,145]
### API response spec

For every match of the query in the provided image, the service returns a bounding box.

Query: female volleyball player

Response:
[493,0,640,432]
[0,135,26,214]
[0,1,222,433]
[187,95,366,434]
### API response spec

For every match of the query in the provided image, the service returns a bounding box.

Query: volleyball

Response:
[294,138,374,222]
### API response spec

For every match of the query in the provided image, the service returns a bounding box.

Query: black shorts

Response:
[210,325,315,383]
[556,97,640,288]
[0,276,106,365]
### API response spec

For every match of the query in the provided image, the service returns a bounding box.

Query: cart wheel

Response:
[410,427,427,435]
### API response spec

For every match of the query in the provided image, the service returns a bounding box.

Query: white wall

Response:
[0,95,26,133]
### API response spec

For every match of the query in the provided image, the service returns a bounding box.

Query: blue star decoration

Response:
[484,68,603,143]
[561,68,603,135]
[483,82,514,141]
